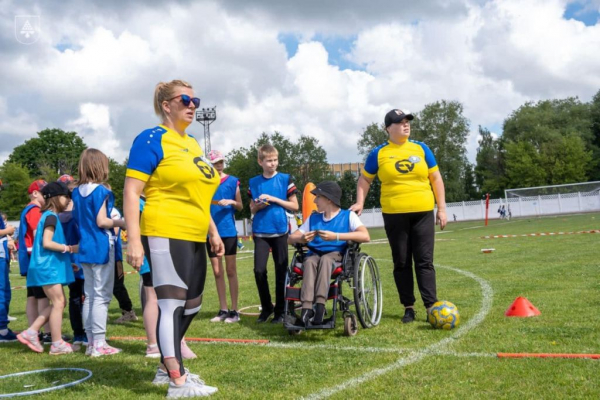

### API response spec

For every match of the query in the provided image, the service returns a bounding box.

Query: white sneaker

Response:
[153,368,210,387]
[114,310,138,324]
[166,374,218,398]
[7,315,17,321]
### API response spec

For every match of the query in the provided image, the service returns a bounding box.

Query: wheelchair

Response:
[283,242,383,336]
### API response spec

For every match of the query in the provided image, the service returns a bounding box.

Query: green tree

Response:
[0,162,31,219]
[502,97,595,188]
[475,126,505,197]
[589,89,600,180]
[7,128,87,178]
[411,100,471,202]
[108,158,127,211]
[337,171,357,209]
[357,123,388,157]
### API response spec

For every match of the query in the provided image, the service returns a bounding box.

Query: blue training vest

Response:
[249,173,290,235]
[58,211,84,280]
[210,175,239,238]
[72,184,114,264]
[307,209,351,255]
[27,211,75,287]
[18,203,38,276]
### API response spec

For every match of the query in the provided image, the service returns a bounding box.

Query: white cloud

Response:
[1,0,599,168]
[66,103,126,161]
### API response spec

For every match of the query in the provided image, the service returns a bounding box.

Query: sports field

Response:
[1,213,598,399]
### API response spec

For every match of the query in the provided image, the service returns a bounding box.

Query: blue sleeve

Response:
[363,147,380,176]
[418,142,438,169]
[126,128,165,177]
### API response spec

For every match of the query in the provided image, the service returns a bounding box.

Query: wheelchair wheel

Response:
[353,253,383,329]
[343,314,358,336]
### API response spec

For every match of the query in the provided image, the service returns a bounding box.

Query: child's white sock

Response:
[26,328,38,336]
[93,339,105,348]
[52,340,62,347]
[0,329,8,335]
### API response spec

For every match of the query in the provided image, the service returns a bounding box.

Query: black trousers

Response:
[113,260,133,312]
[383,211,437,309]
[253,235,289,315]
[68,278,85,336]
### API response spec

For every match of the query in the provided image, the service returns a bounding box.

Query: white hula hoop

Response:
[0,368,93,398]
[238,304,263,316]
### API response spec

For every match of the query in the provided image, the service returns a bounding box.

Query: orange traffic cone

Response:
[505,296,541,317]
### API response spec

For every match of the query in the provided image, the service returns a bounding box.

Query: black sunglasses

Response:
[168,94,200,108]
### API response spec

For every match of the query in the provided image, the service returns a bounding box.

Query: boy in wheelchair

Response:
[287,181,369,326]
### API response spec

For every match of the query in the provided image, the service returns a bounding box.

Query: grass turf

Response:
[0,213,598,399]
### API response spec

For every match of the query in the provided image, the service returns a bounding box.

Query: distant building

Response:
[330,162,364,179]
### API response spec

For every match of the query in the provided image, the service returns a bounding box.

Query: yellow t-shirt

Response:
[126,125,220,242]
[362,140,439,214]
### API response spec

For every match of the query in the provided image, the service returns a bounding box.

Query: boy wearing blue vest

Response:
[288,181,370,325]
[248,144,299,323]
[0,211,16,342]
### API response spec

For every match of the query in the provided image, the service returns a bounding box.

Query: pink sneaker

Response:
[17,330,43,353]
[146,344,161,358]
[50,340,73,355]
[91,343,122,357]
[180,339,197,359]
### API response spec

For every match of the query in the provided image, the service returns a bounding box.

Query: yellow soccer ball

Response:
[427,301,460,330]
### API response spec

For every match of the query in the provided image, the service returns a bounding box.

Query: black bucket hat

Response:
[311,181,342,207]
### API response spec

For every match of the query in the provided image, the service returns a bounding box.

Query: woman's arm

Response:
[429,170,447,230]
[123,177,145,269]
[349,175,373,216]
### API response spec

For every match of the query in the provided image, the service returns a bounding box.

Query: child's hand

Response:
[258,195,274,205]
[317,230,336,241]
[4,225,15,236]
[72,264,80,272]
[302,231,316,243]
[71,244,79,253]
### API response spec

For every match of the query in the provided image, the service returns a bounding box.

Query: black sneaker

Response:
[257,308,274,323]
[42,333,72,345]
[312,304,326,325]
[300,308,314,326]
[402,308,416,324]
[270,314,284,324]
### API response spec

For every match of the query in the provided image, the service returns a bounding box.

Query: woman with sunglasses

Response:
[124,80,222,398]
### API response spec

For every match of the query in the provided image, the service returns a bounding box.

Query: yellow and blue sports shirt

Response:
[362,140,439,214]
[126,125,220,242]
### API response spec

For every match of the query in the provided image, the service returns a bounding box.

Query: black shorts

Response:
[141,272,153,287]
[207,236,238,258]
[27,286,47,299]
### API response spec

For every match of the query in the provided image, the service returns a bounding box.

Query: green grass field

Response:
[1,213,599,399]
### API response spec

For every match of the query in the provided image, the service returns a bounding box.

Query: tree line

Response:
[1,90,599,219]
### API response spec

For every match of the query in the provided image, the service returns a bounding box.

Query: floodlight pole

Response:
[196,106,217,154]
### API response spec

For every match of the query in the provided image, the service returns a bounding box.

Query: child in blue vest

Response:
[57,174,87,348]
[17,182,77,354]
[18,180,52,341]
[288,181,370,325]
[248,144,299,323]
[207,150,243,323]
[72,149,126,357]
[0,211,16,342]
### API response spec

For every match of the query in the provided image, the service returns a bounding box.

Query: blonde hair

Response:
[153,80,193,122]
[258,144,278,161]
[78,148,109,185]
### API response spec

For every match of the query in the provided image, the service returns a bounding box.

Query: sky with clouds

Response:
[1,0,599,166]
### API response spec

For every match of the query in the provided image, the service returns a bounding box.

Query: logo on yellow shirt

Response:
[194,156,215,179]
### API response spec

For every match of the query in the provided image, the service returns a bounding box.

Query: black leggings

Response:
[142,236,207,375]
[383,211,437,309]
[253,235,289,315]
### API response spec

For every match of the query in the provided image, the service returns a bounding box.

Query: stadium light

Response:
[196,106,217,153]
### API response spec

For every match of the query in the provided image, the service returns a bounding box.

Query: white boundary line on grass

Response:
[302,261,494,400]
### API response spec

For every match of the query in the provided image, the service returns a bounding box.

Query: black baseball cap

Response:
[311,181,342,207]
[384,109,414,128]
[41,181,71,200]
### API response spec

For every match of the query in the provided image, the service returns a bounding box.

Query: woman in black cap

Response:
[288,181,369,325]
[351,109,447,323]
